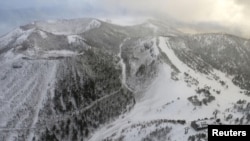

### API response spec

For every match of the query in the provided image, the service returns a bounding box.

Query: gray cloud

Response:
[0,0,250,38]
[99,0,250,38]
[233,0,250,15]
[233,0,250,5]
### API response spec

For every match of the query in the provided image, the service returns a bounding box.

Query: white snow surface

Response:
[38,30,48,39]
[0,52,59,140]
[42,50,80,58]
[14,29,34,45]
[89,36,250,141]
[0,28,23,48]
[118,38,133,91]
[35,19,101,35]
[0,28,34,48]
[0,41,87,140]
[20,47,81,59]
[85,20,101,31]
[27,61,58,141]
[67,35,85,44]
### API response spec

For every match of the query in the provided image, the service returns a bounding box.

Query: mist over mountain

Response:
[0,7,103,36]
[1,0,250,38]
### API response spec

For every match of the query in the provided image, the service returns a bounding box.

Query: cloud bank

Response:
[97,0,249,37]
[0,0,250,37]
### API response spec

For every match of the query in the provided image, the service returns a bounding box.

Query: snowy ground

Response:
[89,36,250,141]
[0,48,59,141]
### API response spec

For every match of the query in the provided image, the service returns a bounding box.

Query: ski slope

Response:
[89,36,250,141]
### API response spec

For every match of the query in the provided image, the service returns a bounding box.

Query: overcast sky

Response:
[0,0,250,37]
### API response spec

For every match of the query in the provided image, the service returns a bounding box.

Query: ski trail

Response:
[118,38,132,92]
[27,62,58,141]
[158,37,190,72]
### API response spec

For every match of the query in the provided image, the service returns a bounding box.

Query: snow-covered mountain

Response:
[0,18,249,141]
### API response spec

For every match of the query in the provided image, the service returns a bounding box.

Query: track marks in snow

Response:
[27,61,58,141]
[0,57,59,141]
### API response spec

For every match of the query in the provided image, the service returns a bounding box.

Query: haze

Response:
[0,0,249,38]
